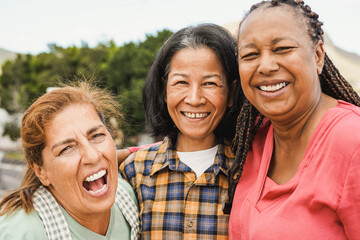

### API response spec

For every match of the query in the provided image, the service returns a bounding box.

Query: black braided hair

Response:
[229,0,360,205]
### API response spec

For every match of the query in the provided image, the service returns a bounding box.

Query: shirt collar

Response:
[150,137,235,177]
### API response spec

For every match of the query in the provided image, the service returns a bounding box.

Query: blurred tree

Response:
[103,29,172,137]
[3,117,21,141]
[0,29,173,142]
[0,54,37,114]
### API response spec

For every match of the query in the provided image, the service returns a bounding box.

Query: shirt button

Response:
[187,220,193,228]
[187,181,194,187]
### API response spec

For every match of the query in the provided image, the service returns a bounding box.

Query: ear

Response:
[30,162,51,186]
[227,79,237,107]
[314,40,325,75]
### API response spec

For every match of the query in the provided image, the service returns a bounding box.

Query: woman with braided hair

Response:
[228,0,360,239]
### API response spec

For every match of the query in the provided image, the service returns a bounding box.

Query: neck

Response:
[51,191,111,236]
[70,209,111,235]
[175,133,217,152]
[48,186,112,236]
[267,94,338,184]
[271,94,335,142]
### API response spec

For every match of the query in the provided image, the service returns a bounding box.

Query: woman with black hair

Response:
[229,0,360,239]
[120,23,241,239]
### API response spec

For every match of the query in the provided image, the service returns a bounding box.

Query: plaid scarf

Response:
[33,177,139,240]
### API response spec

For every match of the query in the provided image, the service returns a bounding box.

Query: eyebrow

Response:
[239,37,297,50]
[51,124,104,151]
[239,43,257,50]
[170,73,222,79]
[204,74,222,80]
[170,73,187,78]
[271,37,296,45]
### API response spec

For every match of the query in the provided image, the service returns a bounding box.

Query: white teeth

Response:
[259,82,287,92]
[184,112,209,119]
[85,169,106,182]
[88,184,107,194]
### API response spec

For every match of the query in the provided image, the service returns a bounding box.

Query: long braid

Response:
[229,0,360,203]
[229,99,263,203]
[320,53,360,106]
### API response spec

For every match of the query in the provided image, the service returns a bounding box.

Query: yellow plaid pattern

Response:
[119,137,235,239]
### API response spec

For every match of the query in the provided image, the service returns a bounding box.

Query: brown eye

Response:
[91,133,106,143]
[176,80,187,85]
[58,145,73,156]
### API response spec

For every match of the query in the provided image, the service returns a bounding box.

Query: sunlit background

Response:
[1,0,360,55]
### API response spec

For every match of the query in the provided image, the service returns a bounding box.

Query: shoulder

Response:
[120,139,165,175]
[124,141,163,164]
[0,208,47,239]
[218,139,235,166]
[313,101,360,169]
[329,101,360,123]
[118,177,138,205]
[323,101,360,141]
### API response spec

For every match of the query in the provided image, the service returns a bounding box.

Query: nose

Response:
[257,52,279,75]
[81,141,101,165]
[184,85,206,105]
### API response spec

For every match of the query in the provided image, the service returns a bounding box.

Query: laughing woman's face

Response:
[37,103,118,225]
[237,6,324,123]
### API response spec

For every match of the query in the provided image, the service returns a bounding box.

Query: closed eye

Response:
[241,52,259,60]
[274,46,294,53]
[203,81,217,86]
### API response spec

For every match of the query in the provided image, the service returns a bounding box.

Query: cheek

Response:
[166,87,185,98]
[239,61,254,76]
[101,140,117,165]
[166,89,185,110]
[240,77,254,100]
[212,90,231,112]
[45,164,78,194]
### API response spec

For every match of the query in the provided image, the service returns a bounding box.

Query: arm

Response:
[117,149,132,165]
[117,142,161,165]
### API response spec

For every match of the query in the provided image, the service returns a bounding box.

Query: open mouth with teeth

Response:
[258,82,289,92]
[83,169,108,194]
[182,112,210,119]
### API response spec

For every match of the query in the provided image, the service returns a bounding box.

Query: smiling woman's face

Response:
[238,6,324,123]
[165,47,233,151]
[37,103,118,224]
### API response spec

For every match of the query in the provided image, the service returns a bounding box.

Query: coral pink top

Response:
[229,101,360,239]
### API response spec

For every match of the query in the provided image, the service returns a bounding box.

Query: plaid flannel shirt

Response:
[119,137,235,240]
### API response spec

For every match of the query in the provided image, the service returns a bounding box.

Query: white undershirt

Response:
[177,145,219,179]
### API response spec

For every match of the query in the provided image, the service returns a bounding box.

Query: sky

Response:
[1,0,360,55]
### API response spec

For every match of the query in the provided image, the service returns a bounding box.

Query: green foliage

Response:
[101,29,172,137]
[4,150,25,163]
[3,120,20,141]
[0,29,173,143]
[0,54,39,114]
